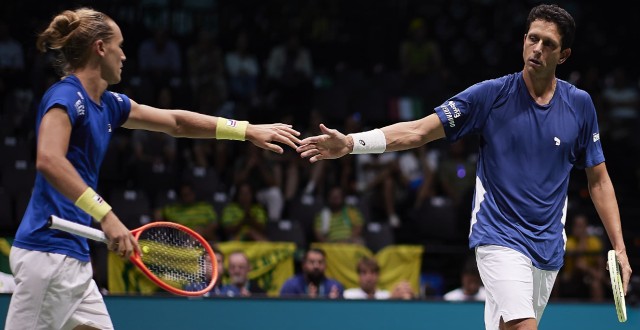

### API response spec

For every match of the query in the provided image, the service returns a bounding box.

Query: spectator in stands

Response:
[558,212,606,301]
[186,29,227,115]
[274,109,332,213]
[0,19,28,135]
[443,257,486,302]
[129,86,178,174]
[435,139,476,208]
[221,182,269,241]
[191,138,233,188]
[601,66,640,142]
[0,19,25,94]
[313,185,364,244]
[225,31,260,105]
[155,180,219,241]
[354,152,404,228]
[344,257,390,299]
[265,32,314,125]
[185,246,228,296]
[234,143,285,222]
[399,17,446,100]
[280,248,344,298]
[137,28,182,103]
[397,145,436,210]
[221,250,266,297]
[390,280,417,300]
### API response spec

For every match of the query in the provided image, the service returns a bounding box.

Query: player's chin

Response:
[108,72,122,85]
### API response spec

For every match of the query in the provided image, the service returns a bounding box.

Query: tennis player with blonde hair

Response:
[5,7,300,330]
[297,4,631,330]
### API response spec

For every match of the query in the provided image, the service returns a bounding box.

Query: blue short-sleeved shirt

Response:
[13,75,131,262]
[433,72,604,270]
[279,274,345,297]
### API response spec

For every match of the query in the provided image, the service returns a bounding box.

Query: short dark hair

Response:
[356,257,380,274]
[304,248,326,261]
[526,3,576,50]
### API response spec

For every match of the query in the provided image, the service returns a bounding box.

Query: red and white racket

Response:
[607,250,627,322]
[48,215,217,297]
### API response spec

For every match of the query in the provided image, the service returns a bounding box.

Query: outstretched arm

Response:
[296,113,445,163]
[586,162,632,294]
[124,100,301,153]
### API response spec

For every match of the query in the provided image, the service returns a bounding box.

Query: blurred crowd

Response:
[1,0,640,302]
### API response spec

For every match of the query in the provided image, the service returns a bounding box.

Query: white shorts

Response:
[5,247,114,330]
[475,245,558,330]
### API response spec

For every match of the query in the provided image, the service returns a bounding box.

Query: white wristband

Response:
[349,129,387,154]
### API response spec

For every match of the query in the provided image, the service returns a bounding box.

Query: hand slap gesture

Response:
[246,123,301,154]
[296,124,352,163]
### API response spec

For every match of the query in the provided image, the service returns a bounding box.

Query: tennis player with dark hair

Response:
[5,7,300,330]
[297,4,631,330]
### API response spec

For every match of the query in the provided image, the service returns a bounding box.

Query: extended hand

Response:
[246,123,301,154]
[296,124,352,163]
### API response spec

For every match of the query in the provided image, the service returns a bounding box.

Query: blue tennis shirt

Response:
[434,71,604,270]
[13,75,131,262]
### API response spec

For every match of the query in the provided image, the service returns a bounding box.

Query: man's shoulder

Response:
[283,274,303,284]
[325,278,345,288]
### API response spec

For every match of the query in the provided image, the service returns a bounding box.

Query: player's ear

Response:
[94,39,106,56]
[558,48,571,64]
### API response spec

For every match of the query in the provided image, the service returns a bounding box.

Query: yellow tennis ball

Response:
[142,246,150,254]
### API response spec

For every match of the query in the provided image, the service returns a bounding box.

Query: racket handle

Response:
[48,215,109,243]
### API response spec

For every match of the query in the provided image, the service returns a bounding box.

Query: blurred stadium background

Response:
[0,0,639,327]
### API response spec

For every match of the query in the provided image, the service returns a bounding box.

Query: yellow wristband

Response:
[216,117,248,141]
[75,187,112,222]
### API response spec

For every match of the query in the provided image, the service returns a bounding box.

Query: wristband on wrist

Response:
[349,129,387,154]
[216,117,248,141]
[75,187,112,222]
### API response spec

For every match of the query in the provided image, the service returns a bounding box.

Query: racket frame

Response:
[607,249,627,323]
[48,215,218,297]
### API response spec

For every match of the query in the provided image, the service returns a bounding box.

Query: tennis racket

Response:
[48,215,218,297]
[607,250,627,322]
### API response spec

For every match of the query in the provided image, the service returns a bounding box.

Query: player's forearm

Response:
[589,182,626,251]
[171,110,223,138]
[127,103,248,139]
[380,114,445,152]
[36,152,93,203]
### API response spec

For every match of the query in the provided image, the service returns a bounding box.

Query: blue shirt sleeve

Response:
[434,76,510,142]
[573,89,605,169]
[104,91,132,128]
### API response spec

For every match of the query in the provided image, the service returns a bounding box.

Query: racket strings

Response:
[137,227,213,291]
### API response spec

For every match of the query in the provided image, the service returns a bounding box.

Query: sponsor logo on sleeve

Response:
[440,101,461,128]
[74,98,85,116]
[592,132,600,142]
[110,92,124,102]
[73,92,86,116]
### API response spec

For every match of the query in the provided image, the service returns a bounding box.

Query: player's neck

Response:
[71,68,108,104]
[522,70,556,105]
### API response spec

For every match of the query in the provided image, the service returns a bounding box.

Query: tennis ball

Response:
[142,246,150,253]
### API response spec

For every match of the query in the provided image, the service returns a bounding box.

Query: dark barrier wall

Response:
[0,294,637,329]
